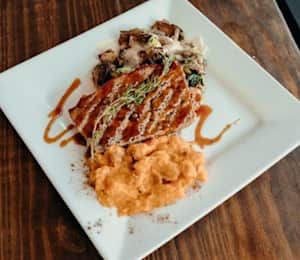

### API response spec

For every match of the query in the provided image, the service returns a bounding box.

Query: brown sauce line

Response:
[44,78,81,144]
[195,105,239,148]
[59,133,86,147]
[48,78,81,117]
[59,134,75,147]
[44,122,74,143]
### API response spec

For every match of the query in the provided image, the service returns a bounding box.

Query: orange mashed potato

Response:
[88,135,207,216]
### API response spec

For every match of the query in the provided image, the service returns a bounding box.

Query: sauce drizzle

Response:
[195,105,238,148]
[59,134,76,147]
[59,133,86,147]
[43,78,81,144]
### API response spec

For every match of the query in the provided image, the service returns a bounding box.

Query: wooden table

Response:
[1,1,299,259]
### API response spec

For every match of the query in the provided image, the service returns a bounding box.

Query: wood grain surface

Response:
[0,0,299,259]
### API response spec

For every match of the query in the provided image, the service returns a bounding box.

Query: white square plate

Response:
[1,0,300,259]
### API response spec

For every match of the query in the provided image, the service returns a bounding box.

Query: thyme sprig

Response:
[90,56,175,157]
[162,55,174,75]
[90,75,162,157]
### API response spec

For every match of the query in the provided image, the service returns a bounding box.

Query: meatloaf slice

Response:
[69,62,202,151]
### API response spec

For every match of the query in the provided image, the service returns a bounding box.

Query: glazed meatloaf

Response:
[69,62,202,152]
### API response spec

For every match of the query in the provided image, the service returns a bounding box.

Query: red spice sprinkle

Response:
[192,182,201,192]
[128,222,135,234]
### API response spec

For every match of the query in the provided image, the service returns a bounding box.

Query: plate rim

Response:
[0,0,300,259]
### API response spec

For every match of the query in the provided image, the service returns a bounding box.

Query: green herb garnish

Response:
[148,35,161,47]
[188,73,203,87]
[90,75,161,157]
[162,55,174,75]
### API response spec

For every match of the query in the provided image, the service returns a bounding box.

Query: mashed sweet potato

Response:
[87,135,207,216]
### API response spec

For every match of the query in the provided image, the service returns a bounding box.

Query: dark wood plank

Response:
[0,0,299,260]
